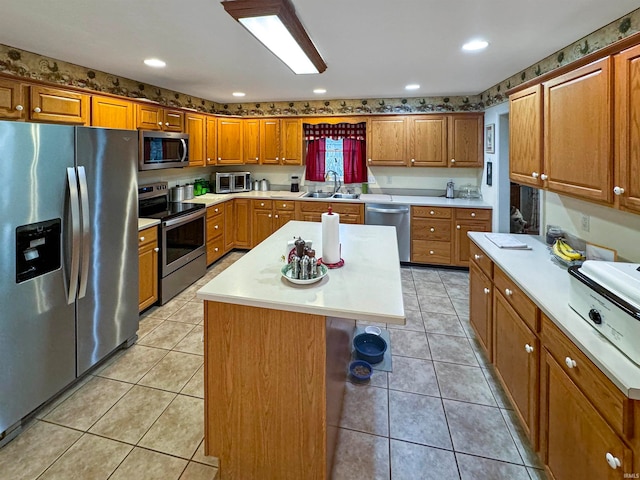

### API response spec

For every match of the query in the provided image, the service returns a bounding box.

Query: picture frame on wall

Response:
[485,123,495,153]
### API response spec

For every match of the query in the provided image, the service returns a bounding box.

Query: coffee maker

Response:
[290,175,300,192]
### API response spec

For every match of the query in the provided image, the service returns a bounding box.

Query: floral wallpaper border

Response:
[0,7,638,116]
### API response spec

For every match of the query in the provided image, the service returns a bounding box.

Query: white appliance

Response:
[568,261,640,366]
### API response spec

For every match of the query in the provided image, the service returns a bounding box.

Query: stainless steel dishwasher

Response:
[365,203,410,262]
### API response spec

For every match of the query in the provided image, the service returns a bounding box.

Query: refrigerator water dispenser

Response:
[16,219,61,283]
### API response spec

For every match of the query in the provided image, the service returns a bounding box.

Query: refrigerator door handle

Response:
[77,166,91,299]
[180,138,187,162]
[66,167,81,304]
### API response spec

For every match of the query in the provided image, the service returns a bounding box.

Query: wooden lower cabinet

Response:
[138,226,158,312]
[453,209,492,266]
[234,199,251,248]
[206,205,225,265]
[469,260,492,359]
[251,200,296,247]
[224,200,235,251]
[295,201,364,224]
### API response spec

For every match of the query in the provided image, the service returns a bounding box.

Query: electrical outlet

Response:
[581,214,590,232]
[367,173,376,184]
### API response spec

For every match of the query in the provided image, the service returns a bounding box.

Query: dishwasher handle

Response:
[366,206,410,214]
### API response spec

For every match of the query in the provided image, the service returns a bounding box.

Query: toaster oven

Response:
[214,172,251,193]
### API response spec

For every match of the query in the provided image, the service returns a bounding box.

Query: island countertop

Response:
[197,220,405,325]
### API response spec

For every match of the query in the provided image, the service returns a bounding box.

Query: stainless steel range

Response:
[568,261,640,366]
[139,182,206,304]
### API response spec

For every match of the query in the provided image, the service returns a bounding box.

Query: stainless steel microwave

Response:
[138,131,189,170]
[214,172,251,193]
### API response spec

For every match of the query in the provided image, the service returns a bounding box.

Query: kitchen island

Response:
[197,221,404,480]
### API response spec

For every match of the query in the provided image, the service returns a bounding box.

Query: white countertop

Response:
[197,221,406,324]
[390,195,491,208]
[469,232,640,399]
[138,218,160,231]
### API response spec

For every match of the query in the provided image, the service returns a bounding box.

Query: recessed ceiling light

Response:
[405,84,420,91]
[313,88,327,94]
[143,58,166,68]
[462,40,489,52]
[232,92,246,97]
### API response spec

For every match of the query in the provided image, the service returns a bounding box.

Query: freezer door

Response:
[75,127,139,375]
[0,121,76,435]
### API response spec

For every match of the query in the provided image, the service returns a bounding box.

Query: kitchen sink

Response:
[303,192,333,198]
[332,193,360,199]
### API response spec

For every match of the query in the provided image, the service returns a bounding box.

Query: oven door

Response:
[161,209,206,277]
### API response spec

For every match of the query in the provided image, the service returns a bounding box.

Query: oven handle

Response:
[180,138,188,163]
[163,208,205,228]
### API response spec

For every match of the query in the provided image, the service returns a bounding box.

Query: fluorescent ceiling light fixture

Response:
[222,0,326,75]
[313,88,326,94]
[405,84,420,90]
[462,40,489,51]
[232,92,246,97]
[143,58,166,68]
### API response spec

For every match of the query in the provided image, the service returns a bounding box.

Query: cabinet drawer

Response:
[330,203,363,216]
[412,218,451,241]
[455,208,492,221]
[207,236,225,264]
[207,217,223,241]
[253,199,273,210]
[297,201,329,213]
[470,241,493,279]
[207,204,224,218]
[138,226,158,248]
[541,314,633,437]
[411,240,451,264]
[339,214,362,224]
[494,267,538,331]
[412,206,452,219]
[274,200,295,211]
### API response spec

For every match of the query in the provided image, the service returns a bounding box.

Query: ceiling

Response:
[0,0,638,103]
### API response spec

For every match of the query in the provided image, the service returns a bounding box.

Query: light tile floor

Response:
[0,255,546,480]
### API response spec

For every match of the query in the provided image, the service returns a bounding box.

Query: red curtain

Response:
[305,138,326,182]
[343,138,367,184]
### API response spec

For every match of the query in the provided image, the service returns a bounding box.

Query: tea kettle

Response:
[446,180,455,199]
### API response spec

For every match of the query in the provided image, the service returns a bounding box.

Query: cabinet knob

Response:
[158,122,163,126]
[276,157,279,161]
[532,172,539,178]
[613,186,625,196]
[565,357,577,369]
[260,202,265,206]
[471,212,476,217]
[214,247,219,252]
[165,122,170,126]
[283,204,287,207]
[153,247,159,252]
[255,157,259,161]
[268,214,272,218]
[456,225,461,230]
[139,236,145,242]
[15,104,24,111]
[214,208,219,213]
[524,344,534,354]
[282,157,286,161]
[540,173,548,181]
[33,107,42,113]
[505,288,513,296]
[218,157,221,161]
[214,225,219,229]
[430,227,435,232]
[368,158,372,163]
[450,159,456,163]
[429,250,434,255]
[207,157,211,162]
[605,452,621,470]
[429,210,435,215]
[474,254,482,260]
[275,214,279,218]
[411,159,415,163]
[484,288,490,295]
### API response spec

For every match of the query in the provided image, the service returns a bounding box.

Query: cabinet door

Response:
[367,116,407,166]
[281,118,302,165]
[509,85,544,187]
[448,113,483,167]
[163,109,184,132]
[274,210,295,231]
[260,118,280,164]
[234,199,251,248]
[138,228,158,312]
[243,119,260,164]
[251,209,273,247]
[541,352,632,480]
[453,220,491,266]
[185,113,206,167]
[544,57,613,203]
[469,261,492,359]
[615,44,640,213]
[0,78,26,119]
[206,116,217,165]
[91,96,135,129]
[493,291,539,447]
[409,116,447,167]
[217,118,244,164]
[30,86,89,124]
[136,104,163,130]
[224,200,235,251]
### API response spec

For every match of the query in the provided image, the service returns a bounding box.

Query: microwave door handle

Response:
[77,166,91,299]
[180,138,187,162]
[66,167,81,304]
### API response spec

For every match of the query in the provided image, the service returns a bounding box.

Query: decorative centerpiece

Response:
[281,237,328,284]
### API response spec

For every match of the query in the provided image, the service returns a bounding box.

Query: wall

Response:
[481,102,510,231]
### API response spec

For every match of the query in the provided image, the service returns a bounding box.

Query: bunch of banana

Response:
[552,238,584,262]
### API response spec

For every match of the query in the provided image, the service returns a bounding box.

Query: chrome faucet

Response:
[325,170,341,194]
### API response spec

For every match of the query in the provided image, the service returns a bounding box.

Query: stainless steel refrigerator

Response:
[0,121,139,444]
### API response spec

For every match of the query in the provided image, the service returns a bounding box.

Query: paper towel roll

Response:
[322,210,340,264]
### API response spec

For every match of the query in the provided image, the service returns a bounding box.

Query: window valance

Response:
[303,122,366,141]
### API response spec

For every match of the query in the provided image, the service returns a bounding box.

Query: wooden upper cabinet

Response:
[163,109,184,132]
[280,118,302,165]
[614,44,640,214]
[0,78,26,120]
[544,57,613,204]
[409,116,448,167]
[29,86,89,125]
[185,113,206,167]
[206,116,217,165]
[91,96,135,129]
[509,85,544,187]
[136,104,163,130]
[367,116,407,166]
[217,117,244,164]
[243,119,260,164]
[448,113,483,168]
[260,118,280,164]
